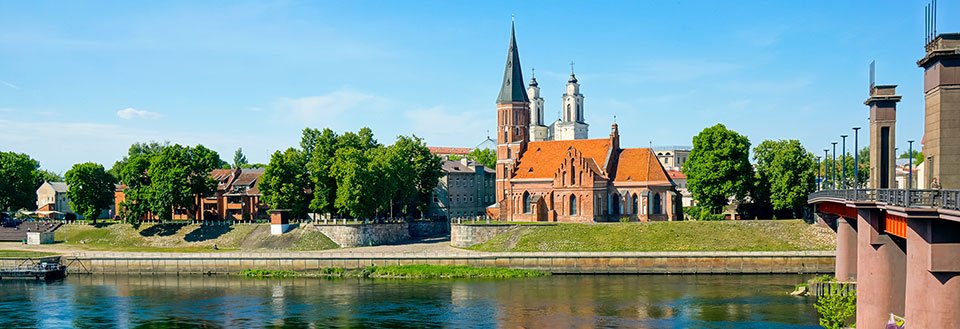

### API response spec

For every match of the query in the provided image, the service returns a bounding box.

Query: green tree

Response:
[682,124,753,214]
[114,143,221,222]
[331,147,377,219]
[753,140,816,218]
[147,145,194,220]
[820,147,868,189]
[0,152,41,211]
[37,169,63,183]
[233,147,248,169]
[304,128,340,216]
[118,153,152,223]
[466,148,496,168]
[110,141,168,181]
[899,150,924,165]
[260,148,310,217]
[64,162,115,223]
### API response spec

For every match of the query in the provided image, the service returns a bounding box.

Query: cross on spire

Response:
[570,61,575,74]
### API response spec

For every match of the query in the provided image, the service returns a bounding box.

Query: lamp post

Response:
[841,135,848,189]
[832,142,838,189]
[815,156,822,191]
[853,127,861,189]
[908,140,915,190]
[824,149,830,190]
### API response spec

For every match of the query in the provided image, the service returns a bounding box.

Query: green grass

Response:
[456,220,557,226]
[0,250,59,258]
[467,219,835,252]
[54,223,339,252]
[239,269,298,278]
[366,265,548,279]
[239,265,549,279]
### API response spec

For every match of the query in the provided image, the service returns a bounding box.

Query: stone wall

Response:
[450,224,520,248]
[5,251,835,275]
[310,221,449,248]
[408,221,448,238]
[313,223,410,248]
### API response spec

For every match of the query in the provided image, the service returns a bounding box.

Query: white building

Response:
[36,182,71,219]
[527,68,589,141]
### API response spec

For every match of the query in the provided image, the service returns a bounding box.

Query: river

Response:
[0,274,820,328]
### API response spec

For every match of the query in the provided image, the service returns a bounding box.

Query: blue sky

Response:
[1,1,957,173]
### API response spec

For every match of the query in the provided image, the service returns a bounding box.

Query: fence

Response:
[809,188,960,210]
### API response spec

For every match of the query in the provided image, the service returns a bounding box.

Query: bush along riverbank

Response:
[239,265,549,279]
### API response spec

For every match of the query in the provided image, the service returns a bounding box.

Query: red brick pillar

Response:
[856,207,906,329]
[836,216,858,281]
[904,218,960,328]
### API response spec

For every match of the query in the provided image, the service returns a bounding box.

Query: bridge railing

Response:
[809,189,960,210]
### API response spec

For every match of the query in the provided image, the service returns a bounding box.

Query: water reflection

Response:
[0,274,818,328]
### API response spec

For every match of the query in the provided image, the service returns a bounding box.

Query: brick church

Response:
[489,22,680,222]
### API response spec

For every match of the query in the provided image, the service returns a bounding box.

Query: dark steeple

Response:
[497,21,529,104]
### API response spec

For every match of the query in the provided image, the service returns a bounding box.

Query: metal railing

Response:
[809,189,960,210]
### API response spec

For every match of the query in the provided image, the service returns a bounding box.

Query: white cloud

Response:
[0,80,19,90]
[274,90,388,122]
[117,107,162,120]
[404,106,493,146]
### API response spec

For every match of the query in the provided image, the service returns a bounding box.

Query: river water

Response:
[0,274,820,328]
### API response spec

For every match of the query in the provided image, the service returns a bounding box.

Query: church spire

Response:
[497,20,529,104]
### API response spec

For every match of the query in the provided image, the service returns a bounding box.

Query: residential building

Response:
[427,147,471,159]
[36,182,71,219]
[115,168,268,221]
[428,159,495,219]
[667,170,694,207]
[491,22,680,222]
[654,147,691,171]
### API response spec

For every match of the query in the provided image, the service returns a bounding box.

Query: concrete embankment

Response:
[1,250,834,275]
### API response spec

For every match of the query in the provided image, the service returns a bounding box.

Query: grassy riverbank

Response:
[0,250,59,258]
[240,265,549,279]
[467,220,834,252]
[54,223,338,252]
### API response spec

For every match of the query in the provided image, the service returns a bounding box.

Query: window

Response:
[569,195,577,215]
[653,193,662,215]
[522,191,531,214]
[632,194,639,215]
[611,193,620,215]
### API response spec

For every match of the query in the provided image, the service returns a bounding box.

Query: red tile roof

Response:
[614,148,671,183]
[514,139,612,179]
[667,170,686,179]
[428,146,471,155]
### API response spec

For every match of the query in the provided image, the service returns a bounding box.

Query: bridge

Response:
[807,31,960,329]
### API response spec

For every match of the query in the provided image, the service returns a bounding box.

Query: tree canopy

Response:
[683,124,753,214]
[115,143,223,221]
[233,147,248,169]
[753,140,815,218]
[466,148,496,168]
[64,162,115,223]
[260,148,310,217]
[0,151,41,211]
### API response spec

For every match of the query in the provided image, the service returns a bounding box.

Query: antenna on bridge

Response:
[869,60,876,93]
[925,0,938,45]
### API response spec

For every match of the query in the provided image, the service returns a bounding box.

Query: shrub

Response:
[814,288,856,329]
[618,216,631,223]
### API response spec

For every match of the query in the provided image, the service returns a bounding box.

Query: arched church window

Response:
[569,195,577,215]
[611,193,620,215]
[632,194,639,215]
[522,191,531,214]
[653,193,662,215]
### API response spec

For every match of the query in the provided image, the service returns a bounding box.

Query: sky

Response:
[2,1,958,173]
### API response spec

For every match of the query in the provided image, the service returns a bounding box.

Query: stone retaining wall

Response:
[450,224,518,247]
[23,251,834,275]
[312,221,449,247]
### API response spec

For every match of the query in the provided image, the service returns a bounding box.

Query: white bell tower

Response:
[554,61,589,140]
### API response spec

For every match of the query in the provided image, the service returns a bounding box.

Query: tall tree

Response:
[0,151,41,211]
[683,124,753,214]
[233,147,248,169]
[753,140,816,218]
[110,141,168,182]
[304,128,340,216]
[64,162,116,223]
[466,148,496,168]
[118,153,153,223]
[147,145,194,220]
[37,169,63,183]
[260,148,310,217]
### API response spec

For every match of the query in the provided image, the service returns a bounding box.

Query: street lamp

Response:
[832,142,838,189]
[853,127,861,189]
[908,140,915,190]
[824,149,830,190]
[841,135,848,189]
[815,156,822,191]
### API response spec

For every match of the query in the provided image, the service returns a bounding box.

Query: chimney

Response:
[610,123,620,151]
